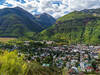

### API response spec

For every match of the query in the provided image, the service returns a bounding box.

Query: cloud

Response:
[0,0,100,18]
[67,0,100,12]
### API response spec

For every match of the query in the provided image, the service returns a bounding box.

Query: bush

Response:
[0,50,27,75]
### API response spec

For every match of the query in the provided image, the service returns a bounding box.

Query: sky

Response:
[0,0,100,18]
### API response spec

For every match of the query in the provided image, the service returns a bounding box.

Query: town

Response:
[0,40,100,74]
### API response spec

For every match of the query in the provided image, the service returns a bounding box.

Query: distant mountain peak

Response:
[35,13,56,28]
[81,8,100,15]
[35,13,53,18]
[42,13,48,15]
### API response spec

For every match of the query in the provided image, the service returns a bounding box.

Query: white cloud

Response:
[0,5,7,9]
[67,0,100,12]
[0,0,100,18]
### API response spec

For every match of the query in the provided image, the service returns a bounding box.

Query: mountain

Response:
[37,9,100,45]
[0,7,55,37]
[35,13,56,29]
[81,8,100,15]
[0,7,42,37]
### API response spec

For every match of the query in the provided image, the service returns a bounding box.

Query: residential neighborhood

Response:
[10,41,100,74]
[0,40,100,74]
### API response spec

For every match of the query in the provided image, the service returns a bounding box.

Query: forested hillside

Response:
[37,10,100,45]
[0,7,55,38]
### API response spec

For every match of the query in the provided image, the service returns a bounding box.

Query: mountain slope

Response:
[0,7,43,37]
[38,11,100,45]
[35,13,56,29]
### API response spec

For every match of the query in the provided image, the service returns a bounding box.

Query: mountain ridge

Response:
[0,7,56,38]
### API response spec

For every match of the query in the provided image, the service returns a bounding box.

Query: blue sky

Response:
[0,0,100,18]
[0,0,5,5]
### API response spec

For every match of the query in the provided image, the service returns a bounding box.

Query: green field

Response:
[0,38,16,42]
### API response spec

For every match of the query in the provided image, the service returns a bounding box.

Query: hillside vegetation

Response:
[37,11,100,45]
[0,50,60,75]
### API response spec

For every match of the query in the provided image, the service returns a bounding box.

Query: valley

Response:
[0,7,100,75]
